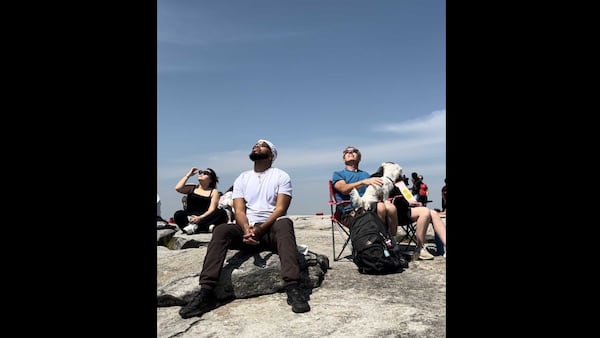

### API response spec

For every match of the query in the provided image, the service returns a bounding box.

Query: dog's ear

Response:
[371,165,384,177]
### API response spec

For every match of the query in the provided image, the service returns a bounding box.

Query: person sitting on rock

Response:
[173,167,228,234]
[178,139,311,319]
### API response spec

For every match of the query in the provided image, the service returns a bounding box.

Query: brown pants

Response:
[198,217,301,289]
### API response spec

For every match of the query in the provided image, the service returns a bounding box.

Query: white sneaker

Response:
[208,224,216,232]
[183,223,197,235]
[418,247,434,260]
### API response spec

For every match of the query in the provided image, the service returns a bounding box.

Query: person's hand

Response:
[408,199,422,207]
[188,215,201,224]
[243,225,261,245]
[187,167,199,177]
[366,177,382,187]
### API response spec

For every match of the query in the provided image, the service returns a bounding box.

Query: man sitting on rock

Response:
[179,139,310,319]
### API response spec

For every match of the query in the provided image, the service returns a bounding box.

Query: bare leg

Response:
[385,202,398,236]
[378,201,398,236]
[410,206,432,250]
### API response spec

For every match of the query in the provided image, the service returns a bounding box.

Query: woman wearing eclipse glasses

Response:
[173,167,228,234]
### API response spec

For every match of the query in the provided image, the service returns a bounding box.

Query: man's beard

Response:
[249,152,270,161]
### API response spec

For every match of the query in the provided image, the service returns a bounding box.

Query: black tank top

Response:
[185,187,214,214]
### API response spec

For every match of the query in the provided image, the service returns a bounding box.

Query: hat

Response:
[257,139,277,161]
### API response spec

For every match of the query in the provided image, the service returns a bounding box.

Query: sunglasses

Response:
[198,170,212,176]
[255,142,270,149]
[343,149,358,154]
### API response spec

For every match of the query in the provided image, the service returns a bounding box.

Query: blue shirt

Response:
[331,169,370,210]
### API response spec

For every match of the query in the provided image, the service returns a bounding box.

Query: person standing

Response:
[417,175,429,207]
[178,139,310,319]
[410,172,421,199]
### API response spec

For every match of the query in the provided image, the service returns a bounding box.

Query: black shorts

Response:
[393,197,413,225]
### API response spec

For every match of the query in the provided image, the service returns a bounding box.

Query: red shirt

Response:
[419,183,428,196]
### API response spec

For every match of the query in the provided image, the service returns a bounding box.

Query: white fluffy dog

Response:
[349,161,403,210]
[218,190,235,223]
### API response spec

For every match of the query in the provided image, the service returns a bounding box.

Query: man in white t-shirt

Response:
[179,139,310,319]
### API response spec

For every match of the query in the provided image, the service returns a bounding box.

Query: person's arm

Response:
[233,197,253,234]
[334,177,382,195]
[175,167,199,193]
[252,193,291,237]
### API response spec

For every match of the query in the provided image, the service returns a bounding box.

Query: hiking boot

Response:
[179,288,218,319]
[286,285,310,313]
[418,247,434,260]
[316,254,330,271]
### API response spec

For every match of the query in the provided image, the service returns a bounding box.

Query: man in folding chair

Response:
[331,146,399,238]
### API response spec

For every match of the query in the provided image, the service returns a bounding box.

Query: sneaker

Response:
[286,285,310,313]
[417,247,434,260]
[183,223,197,235]
[179,288,218,319]
[208,224,216,232]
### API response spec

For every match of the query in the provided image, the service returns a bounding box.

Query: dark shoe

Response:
[316,254,330,272]
[179,288,217,319]
[286,285,310,313]
[398,256,409,269]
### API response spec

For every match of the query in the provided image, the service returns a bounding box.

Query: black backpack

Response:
[349,206,408,274]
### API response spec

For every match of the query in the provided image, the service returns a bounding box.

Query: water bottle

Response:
[383,247,390,257]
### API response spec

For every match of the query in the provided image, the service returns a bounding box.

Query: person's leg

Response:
[173,210,189,230]
[264,217,310,313]
[410,206,434,259]
[194,208,229,233]
[429,209,446,247]
[180,223,245,319]
[375,202,387,226]
[264,218,300,285]
[410,207,430,248]
[198,223,245,288]
[382,201,398,236]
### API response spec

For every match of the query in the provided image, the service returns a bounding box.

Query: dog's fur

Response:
[349,162,403,210]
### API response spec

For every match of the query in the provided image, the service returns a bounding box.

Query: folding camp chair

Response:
[397,220,418,255]
[328,180,354,261]
[390,195,418,256]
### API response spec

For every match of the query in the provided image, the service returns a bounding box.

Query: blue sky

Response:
[158,0,445,218]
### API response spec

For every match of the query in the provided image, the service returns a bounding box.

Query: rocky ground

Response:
[157,215,446,337]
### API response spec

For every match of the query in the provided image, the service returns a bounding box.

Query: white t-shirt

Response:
[231,167,292,224]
